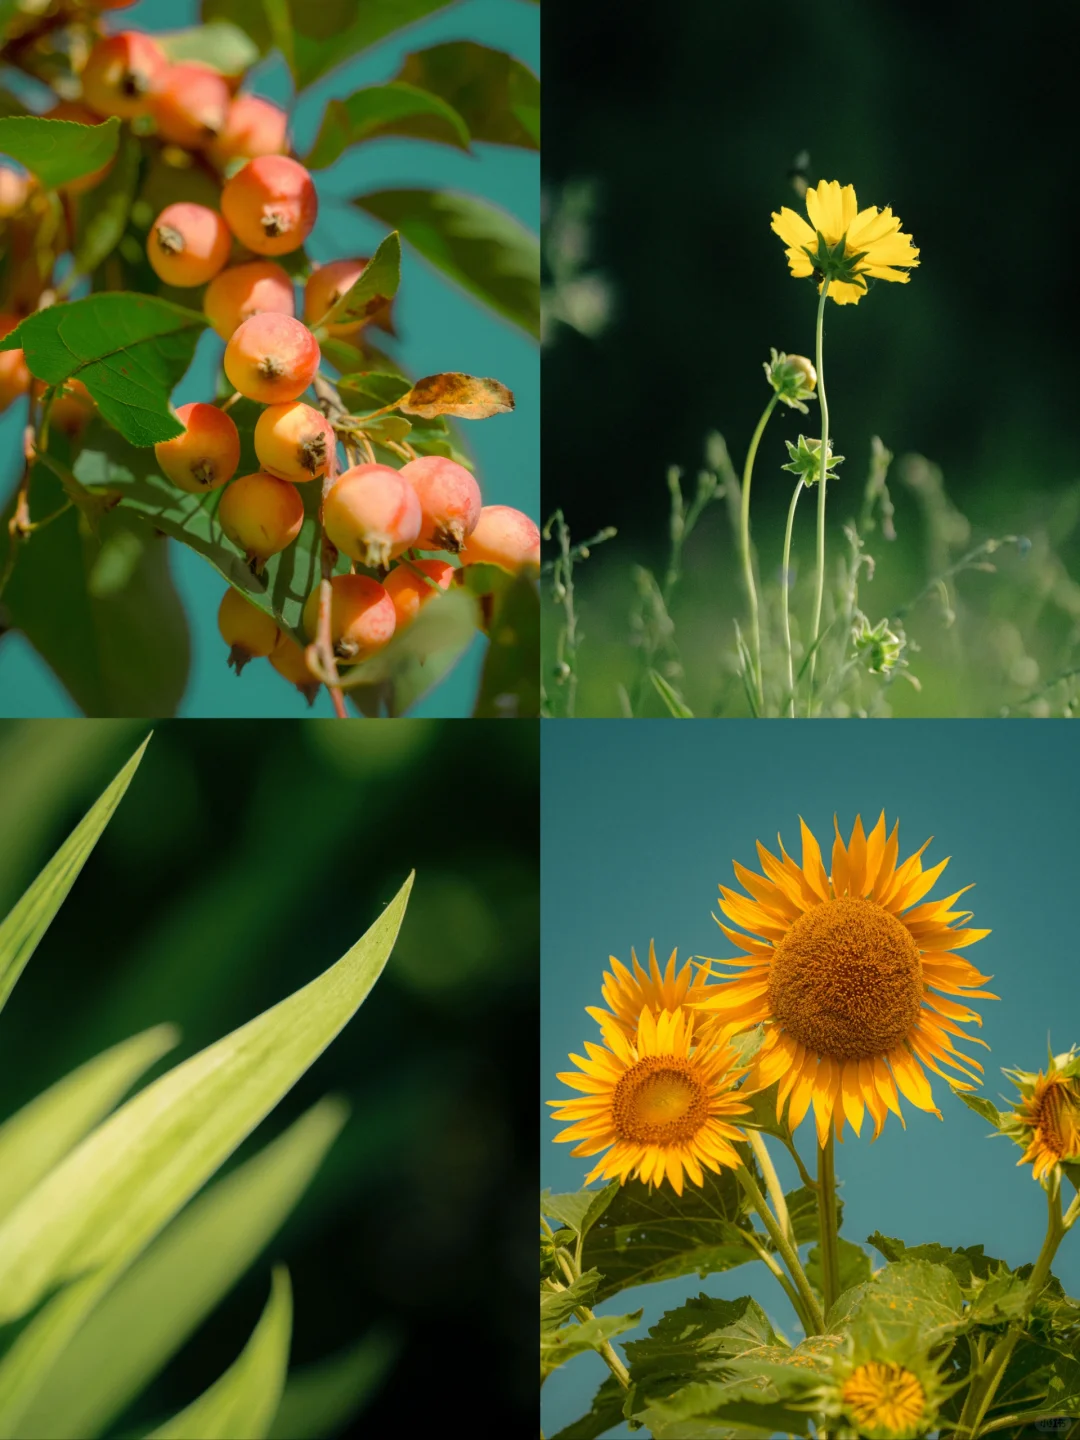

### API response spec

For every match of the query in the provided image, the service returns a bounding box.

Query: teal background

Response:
[541,720,1080,1436]
[0,0,538,717]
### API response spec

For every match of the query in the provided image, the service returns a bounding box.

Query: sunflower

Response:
[1004,1049,1080,1182]
[585,941,702,1041]
[695,813,995,1145]
[548,1006,751,1196]
[811,1333,953,1440]
[771,180,919,306]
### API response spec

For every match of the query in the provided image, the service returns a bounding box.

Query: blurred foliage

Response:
[0,718,536,1435]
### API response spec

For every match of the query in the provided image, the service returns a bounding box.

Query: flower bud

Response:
[764,348,817,412]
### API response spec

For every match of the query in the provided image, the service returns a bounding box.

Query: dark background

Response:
[543,0,1080,547]
[0,719,536,1435]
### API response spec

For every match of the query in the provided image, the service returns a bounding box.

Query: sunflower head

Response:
[1002,1046,1080,1183]
[585,941,699,1041]
[694,813,996,1146]
[771,179,920,306]
[813,1334,952,1440]
[547,1005,752,1196]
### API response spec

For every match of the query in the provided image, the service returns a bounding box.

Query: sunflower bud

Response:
[1002,1047,1080,1183]
[781,434,844,486]
[764,348,817,413]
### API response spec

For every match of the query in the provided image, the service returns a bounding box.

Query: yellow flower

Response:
[547,1006,751,1196]
[1007,1051,1080,1181]
[695,813,995,1146]
[585,941,702,1041]
[840,1361,928,1438]
[771,180,919,306]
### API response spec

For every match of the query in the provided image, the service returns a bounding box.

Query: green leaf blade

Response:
[396,42,540,149]
[306,84,469,170]
[317,231,401,332]
[0,115,120,189]
[266,1330,399,1440]
[148,1267,292,1440]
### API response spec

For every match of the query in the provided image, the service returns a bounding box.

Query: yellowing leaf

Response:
[398,372,514,420]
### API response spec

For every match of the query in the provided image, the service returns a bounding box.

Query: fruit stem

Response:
[309,373,352,719]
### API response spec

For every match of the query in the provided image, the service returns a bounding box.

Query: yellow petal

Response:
[771,206,816,249]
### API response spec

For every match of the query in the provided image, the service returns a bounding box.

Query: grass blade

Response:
[0,736,149,1015]
[267,1329,400,1439]
[648,670,694,718]
[148,1267,292,1440]
[15,1098,347,1440]
[0,1025,177,1226]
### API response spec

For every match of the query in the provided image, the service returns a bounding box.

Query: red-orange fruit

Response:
[48,378,94,436]
[269,633,319,705]
[0,167,29,218]
[147,203,232,287]
[210,94,288,166]
[322,463,422,568]
[399,455,482,552]
[81,32,166,121]
[218,470,305,571]
[383,559,455,628]
[254,401,335,483]
[218,586,280,674]
[152,63,231,149]
[303,258,367,335]
[221,155,317,257]
[223,313,320,404]
[458,505,541,574]
[302,574,396,662]
[203,261,294,340]
[154,402,241,494]
[0,315,30,412]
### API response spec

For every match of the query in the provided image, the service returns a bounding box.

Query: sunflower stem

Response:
[736,1164,825,1334]
[745,1131,794,1247]
[807,278,831,714]
[540,1217,632,1391]
[816,1131,841,1318]
[781,477,805,717]
[738,394,777,713]
[743,1229,815,1334]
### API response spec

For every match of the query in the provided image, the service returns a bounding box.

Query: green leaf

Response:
[957,1090,1005,1128]
[306,83,469,170]
[549,1375,626,1440]
[316,231,401,333]
[73,418,331,644]
[541,1311,641,1383]
[541,1182,619,1243]
[581,1169,758,1304]
[397,42,540,149]
[866,1231,1008,1286]
[266,1329,399,1440]
[18,1099,347,1440]
[806,1237,872,1300]
[0,875,411,1430]
[0,115,120,190]
[474,573,540,718]
[158,21,261,75]
[71,129,140,281]
[626,1294,784,1389]
[0,474,191,716]
[262,0,295,83]
[0,1024,177,1227]
[336,372,411,411]
[342,584,480,718]
[148,1267,292,1439]
[353,190,539,340]
[541,1270,602,1331]
[0,294,207,445]
[0,737,148,1019]
[650,669,694,717]
[827,1259,965,1348]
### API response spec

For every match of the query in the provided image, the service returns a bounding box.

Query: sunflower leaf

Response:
[866,1231,1008,1286]
[549,1375,626,1440]
[826,1259,965,1346]
[541,1270,601,1331]
[540,1311,640,1383]
[0,737,148,1018]
[806,1237,871,1301]
[540,1181,618,1245]
[956,1090,1005,1129]
[148,1267,292,1439]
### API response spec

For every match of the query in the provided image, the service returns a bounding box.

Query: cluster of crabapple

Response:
[0,12,540,707]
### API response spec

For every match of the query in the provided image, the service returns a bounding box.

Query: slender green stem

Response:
[736,1165,825,1334]
[816,1132,840,1318]
[807,279,831,713]
[540,1216,631,1390]
[746,1131,793,1246]
[781,478,805,718]
[738,394,778,713]
[743,1228,814,1333]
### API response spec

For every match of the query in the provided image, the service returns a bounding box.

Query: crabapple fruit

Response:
[218,470,304,570]
[302,573,396,662]
[458,505,541,573]
[399,455,482,552]
[210,94,288,166]
[0,316,30,412]
[151,64,231,149]
[221,155,317,257]
[218,586,279,674]
[254,401,335,483]
[383,559,455,628]
[0,167,28,218]
[48,379,94,436]
[46,103,115,194]
[223,313,320,404]
[81,32,166,120]
[147,203,231,287]
[203,260,294,339]
[303,259,367,335]
[154,402,240,493]
[269,633,318,705]
[323,463,422,569]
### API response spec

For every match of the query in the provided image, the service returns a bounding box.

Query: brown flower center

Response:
[1035,1077,1080,1161]
[768,898,923,1061]
[611,1056,708,1146]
